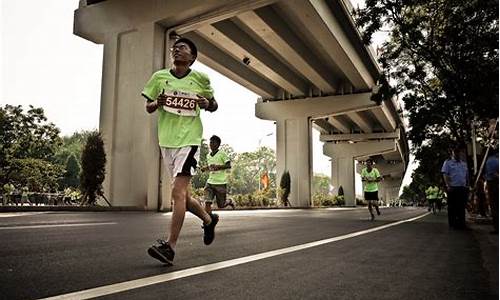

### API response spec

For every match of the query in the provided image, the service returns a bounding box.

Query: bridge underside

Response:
[74,0,409,209]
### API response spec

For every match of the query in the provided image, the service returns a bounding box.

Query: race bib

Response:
[162,90,198,116]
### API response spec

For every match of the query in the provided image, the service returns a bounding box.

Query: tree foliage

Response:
[61,154,80,189]
[54,131,94,166]
[279,170,291,206]
[0,105,63,190]
[191,139,210,189]
[356,0,498,146]
[228,146,276,194]
[8,158,64,192]
[80,131,106,205]
[355,0,498,184]
[312,173,331,195]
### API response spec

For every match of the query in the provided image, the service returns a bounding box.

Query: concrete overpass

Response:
[74,0,409,209]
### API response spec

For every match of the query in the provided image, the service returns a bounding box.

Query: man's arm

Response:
[209,161,231,171]
[374,168,382,182]
[196,96,218,112]
[206,98,218,112]
[145,91,167,114]
[442,174,451,189]
[145,100,159,114]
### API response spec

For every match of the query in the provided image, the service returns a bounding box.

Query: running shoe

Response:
[147,239,175,265]
[203,213,219,245]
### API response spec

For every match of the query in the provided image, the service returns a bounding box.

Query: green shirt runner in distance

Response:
[207,150,230,185]
[361,167,381,192]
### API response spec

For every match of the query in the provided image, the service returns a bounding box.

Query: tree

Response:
[279,170,291,207]
[338,186,344,196]
[54,131,94,166]
[229,146,276,194]
[0,104,63,188]
[355,0,498,161]
[61,154,80,189]
[9,158,64,192]
[191,139,210,189]
[80,131,108,206]
[400,185,418,205]
[312,174,330,195]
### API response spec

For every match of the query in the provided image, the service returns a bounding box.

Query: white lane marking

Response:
[0,212,47,218]
[40,212,430,300]
[0,222,117,230]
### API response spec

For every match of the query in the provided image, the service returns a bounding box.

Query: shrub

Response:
[80,131,106,206]
[279,170,291,206]
[313,192,344,207]
[334,195,345,206]
[231,189,276,207]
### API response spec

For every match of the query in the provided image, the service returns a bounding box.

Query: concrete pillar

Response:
[373,162,404,206]
[330,156,355,206]
[99,23,166,209]
[276,118,312,207]
[323,140,397,206]
[380,179,401,205]
[256,93,376,207]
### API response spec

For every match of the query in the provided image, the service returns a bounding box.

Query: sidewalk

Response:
[468,215,499,299]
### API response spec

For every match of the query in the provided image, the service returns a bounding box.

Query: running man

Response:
[425,185,440,214]
[142,37,219,265]
[361,159,382,220]
[201,135,235,214]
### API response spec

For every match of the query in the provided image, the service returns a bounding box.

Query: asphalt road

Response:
[0,207,497,300]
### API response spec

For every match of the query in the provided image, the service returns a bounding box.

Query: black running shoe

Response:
[147,239,175,265]
[203,213,219,245]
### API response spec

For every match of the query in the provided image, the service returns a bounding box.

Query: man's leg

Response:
[186,187,212,224]
[166,176,190,250]
[457,187,468,229]
[204,185,214,214]
[204,201,212,214]
[488,181,498,232]
[186,188,219,245]
[447,188,455,227]
[367,201,374,220]
[374,194,381,215]
[215,185,234,209]
[166,176,211,248]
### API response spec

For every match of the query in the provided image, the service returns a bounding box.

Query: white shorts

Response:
[160,146,200,179]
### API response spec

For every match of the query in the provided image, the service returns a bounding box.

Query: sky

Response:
[1,0,415,195]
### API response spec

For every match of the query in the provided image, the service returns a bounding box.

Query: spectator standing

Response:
[485,149,498,234]
[441,145,469,229]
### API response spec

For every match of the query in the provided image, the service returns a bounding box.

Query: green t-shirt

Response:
[141,69,214,148]
[207,150,230,185]
[425,186,439,199]
[361,167,380,192]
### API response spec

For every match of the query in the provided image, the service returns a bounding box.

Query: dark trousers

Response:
[487,180,499,231]
[447,187,468,229]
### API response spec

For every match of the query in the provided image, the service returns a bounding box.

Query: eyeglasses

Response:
[170,44,190,52]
